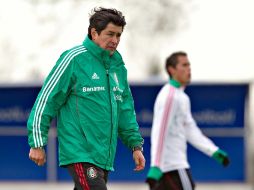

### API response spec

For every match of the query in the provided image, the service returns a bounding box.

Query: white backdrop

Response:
[0,0,254,83]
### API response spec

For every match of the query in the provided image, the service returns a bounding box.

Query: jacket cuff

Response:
[147,167,163,181]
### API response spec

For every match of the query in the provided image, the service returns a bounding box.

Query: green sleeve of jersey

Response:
[27,51,75,148]
[147,166,163,180]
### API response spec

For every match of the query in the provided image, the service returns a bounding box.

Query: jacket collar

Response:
[169,79,181,88]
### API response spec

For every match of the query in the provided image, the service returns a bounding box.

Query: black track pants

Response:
[67,162,109,190]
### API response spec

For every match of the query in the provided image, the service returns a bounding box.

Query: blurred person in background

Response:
[27,7,145,190]
[146,51,230,190]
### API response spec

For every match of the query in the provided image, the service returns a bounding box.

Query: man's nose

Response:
[111,35,118,43]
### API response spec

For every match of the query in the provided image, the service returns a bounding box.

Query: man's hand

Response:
[29,147,46,166]
[133,150,145,171]
[212,149,230,167]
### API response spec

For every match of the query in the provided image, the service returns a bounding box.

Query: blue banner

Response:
[0,84,248,182]
[0,87,40,126]
[185,84,246,128]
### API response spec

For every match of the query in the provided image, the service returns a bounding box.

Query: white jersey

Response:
[150,82,219,172]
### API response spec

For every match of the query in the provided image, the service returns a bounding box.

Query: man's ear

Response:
[168,66,175,76]
[91,28,98,40]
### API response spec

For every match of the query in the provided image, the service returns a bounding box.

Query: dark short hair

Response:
[88,7,126,39]
[165,51,187,77]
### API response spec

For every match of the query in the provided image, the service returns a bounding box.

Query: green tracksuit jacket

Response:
[27,36,144,170]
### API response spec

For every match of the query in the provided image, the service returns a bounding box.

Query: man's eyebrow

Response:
[107,31,122,34]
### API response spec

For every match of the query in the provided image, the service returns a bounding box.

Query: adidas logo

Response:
[92,73,100,80]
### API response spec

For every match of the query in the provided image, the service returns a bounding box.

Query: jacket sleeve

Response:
[185,96,219,156]
[27,50,76,148]
[118,72,144,149]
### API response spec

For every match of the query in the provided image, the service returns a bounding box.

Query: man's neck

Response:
[169,79,181,88]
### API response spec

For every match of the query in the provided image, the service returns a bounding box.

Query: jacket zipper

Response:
[105,69,113,169]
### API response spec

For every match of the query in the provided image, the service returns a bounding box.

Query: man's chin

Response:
[109,49,116,55]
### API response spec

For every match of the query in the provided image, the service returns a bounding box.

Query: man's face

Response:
[170,55,191,86]
[91,22,123,55]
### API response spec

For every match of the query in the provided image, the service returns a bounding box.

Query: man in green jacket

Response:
[27,7,145,190]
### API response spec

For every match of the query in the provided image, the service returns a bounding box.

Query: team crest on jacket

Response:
[87,167,98,179]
